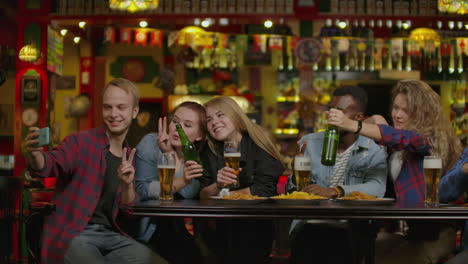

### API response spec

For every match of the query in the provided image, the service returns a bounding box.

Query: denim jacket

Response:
[293,132,388,198]
[134,133,200,242]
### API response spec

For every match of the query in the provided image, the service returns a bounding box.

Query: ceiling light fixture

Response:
[109,0,159,13]
[139,20,148,28]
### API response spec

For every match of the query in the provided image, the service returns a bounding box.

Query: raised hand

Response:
[157,117,173,153]
[118,147,136,187]
[22,127,43,153]
[183,160,203,183]
[22,127,46,170]
[327,108,356,132]
[365,114,388,125]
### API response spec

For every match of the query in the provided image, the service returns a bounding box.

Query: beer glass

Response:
[294,156,312,191]
[224,141,241,188]
[423,156,442,207]
[158,152,176,201]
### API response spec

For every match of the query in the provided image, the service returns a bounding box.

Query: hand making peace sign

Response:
[118,147,136,186]
[157,116,174,153]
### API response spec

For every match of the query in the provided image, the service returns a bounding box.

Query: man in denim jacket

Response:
[289,86,388,264]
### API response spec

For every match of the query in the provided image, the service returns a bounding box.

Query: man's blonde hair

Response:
[104,78,140,107]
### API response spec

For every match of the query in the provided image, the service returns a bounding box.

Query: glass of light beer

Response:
[224,141,241,189]
[158,152,176,201]
[423,155,443,207]
[294,156,312,191]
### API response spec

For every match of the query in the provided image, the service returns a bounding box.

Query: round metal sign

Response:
[295,38,322,66]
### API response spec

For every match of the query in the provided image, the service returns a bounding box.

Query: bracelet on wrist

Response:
[216,182,224,189]
[333,186,344,198]
[354,120,363,134]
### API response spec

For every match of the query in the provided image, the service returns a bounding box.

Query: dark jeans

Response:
[65,224,167,264]
[196,219,275,264]
[150,217,204,264]
[290,220,373,264]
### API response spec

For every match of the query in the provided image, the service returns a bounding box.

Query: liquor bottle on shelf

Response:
[367,40,375,72]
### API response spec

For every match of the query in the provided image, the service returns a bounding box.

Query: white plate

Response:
[334,198,395,205]
[270,198,328,205]
[209,196,268,204]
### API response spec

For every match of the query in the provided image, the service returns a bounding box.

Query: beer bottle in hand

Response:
[176,123,201,163]
[321,124,339,166]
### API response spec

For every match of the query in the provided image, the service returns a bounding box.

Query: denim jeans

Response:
[64,224,168,264]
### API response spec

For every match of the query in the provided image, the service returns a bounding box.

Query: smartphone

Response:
[33,127,50,148]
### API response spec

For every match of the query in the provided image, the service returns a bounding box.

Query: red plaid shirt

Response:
[29,127,136,263]
[378,124,431,203]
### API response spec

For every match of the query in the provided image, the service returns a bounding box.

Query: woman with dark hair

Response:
[198,96,284,264]
[329,79,462,264]
[134,101,207,264]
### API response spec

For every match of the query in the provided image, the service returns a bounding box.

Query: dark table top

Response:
[130,199,468,220]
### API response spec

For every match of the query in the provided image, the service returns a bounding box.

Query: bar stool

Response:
[24,187,55,264]
[0,176,22,264]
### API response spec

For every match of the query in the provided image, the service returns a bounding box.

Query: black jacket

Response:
[199,134,283,197]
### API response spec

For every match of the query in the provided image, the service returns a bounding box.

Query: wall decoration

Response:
[110,56,159,83]
[21,108,38,126]
[126,101,162,147]
[57,76,76,90]
[0,104,13,136]
[21,76,41,104]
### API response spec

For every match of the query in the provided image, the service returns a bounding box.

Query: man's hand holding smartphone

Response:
[22,127,49,171]
[24,127,50,150]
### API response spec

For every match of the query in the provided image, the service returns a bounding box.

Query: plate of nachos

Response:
[335,192,395,205]
[271,191,328,205]
[210,193,268,204]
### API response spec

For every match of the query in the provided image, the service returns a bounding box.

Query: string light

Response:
[264,20,273,28]
[139,20,148,28]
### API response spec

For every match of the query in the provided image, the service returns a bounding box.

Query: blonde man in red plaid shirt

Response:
[23,78,167,264]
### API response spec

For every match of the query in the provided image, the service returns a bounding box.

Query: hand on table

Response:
[302,184,337,198]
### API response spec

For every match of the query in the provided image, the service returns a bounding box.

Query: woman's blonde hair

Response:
[204,97,284,166]
[392,79,462,170]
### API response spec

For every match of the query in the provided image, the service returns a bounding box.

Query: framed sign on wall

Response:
[21,76,41,104]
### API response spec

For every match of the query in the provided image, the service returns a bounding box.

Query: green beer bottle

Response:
[176,123,201,163]
[321,124,339,166]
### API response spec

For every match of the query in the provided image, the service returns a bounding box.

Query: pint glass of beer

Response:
[158,152,176,201]
[423,156,442,207]
[294,156,312,191]
[224,141,241,188]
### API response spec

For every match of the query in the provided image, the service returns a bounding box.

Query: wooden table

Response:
[131,199,468,220]
[130,199,468,264]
